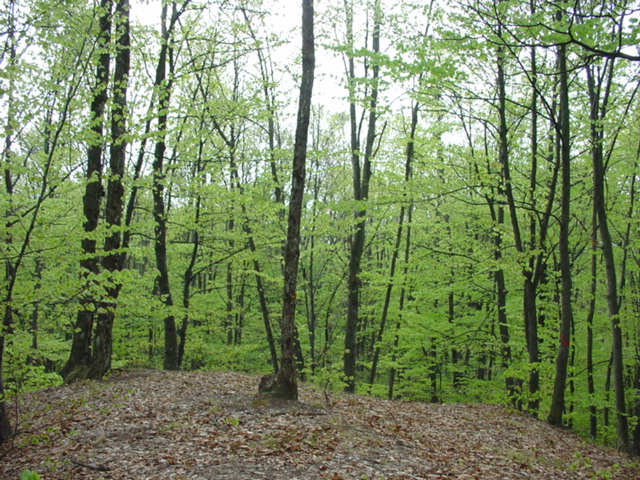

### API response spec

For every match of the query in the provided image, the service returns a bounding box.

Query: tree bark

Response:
[273,0,314,400]
[0,0,19,441]
[62,0,111,380]
[92,0,130,378]
[151,2,182,371]
[547,41,574,427]
[344,0,380,393]
[178,191,200,367]
[586,207,598,439]
[586,59,629,450]
[494,38,519,406]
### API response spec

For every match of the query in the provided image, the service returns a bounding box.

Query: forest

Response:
[1,0,640,457]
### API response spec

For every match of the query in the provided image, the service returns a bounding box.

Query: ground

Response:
[1,369,638,479]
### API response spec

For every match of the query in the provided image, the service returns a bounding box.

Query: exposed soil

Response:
[1,369,638,479]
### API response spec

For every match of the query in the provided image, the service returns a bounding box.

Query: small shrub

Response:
[20,470,41,480]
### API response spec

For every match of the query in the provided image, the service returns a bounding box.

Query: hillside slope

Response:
[1,369,638,479]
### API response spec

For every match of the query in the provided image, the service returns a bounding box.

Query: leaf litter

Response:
[1,369,638,479]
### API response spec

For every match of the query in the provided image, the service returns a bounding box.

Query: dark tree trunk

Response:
[523,0,542,416]
[586,59,629,450]
[344,0,380,393]
[225,127,238,348]
[152,2,181,371]
[387,200,413,400]
[548,41,574,427]
[0,0,18,440]
[92,0,130,378]
[272,0,314,400]
[62,0,111,381]
[246,231,279,373]
[494,28,525,407]
[178,193,200,368]
[303,229,317,374]
[0,318,12,442]
[586,208,598,439]
[627,154,639,453]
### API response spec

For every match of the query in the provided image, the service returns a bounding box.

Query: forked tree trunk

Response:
[92,0,130,378]
[62,0,111,380]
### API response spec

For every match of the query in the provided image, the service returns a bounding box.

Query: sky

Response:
[128,0,363,115]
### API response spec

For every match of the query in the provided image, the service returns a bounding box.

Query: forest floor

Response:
[1,369,639,480]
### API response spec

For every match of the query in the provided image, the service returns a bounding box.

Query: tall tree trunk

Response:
[547,41,574,427]
[369,101,417,393]
[493,218,515,402]
[387,198,413,400]
[62,0,111,380]
[151,2,182,371]
[586,60,629,450]
[494,38,520,406]
[303,216,318,374]
[92,0,130,378]
[522,12,542,414]
[0,0,19,441]
[226,129,238,347]
[627,148,640,453]
[245,226,279,373]
[178,192,200,367]
[272,0,314,400]
[344,0,381,393]
[586,207,598,439]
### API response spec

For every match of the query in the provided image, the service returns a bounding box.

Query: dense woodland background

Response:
[2,0,640,456]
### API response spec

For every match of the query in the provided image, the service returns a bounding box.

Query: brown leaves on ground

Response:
[1,369,638,479]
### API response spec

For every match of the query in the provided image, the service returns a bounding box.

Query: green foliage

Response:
[4,331,63,397]
[20,470,41,480]
[2,0,639,456]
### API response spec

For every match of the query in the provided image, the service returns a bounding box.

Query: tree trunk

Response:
[303,228,317,374]
[547,41,574,427]
[586,208,598,439]
[369,101,417,393]
[387,199,413,400]
[272,0,314,400]
[246,230,279,373]
[586,60,629,450]
[61,0,111,380]
[344,0,381,393]
[0,0,18,441]
[178,193,200,368]
[151,2,181,371]
[92,0,130,378]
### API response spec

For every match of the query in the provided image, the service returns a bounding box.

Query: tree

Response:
[585,55,630,451]
[271,0,315,400]
[2,0,97,430]
[61,0,112,381]
[547,30,574,429]
[92,0,130,378]
[342,0,383,394]
[150,0,190,371]
[61,0,130,382]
